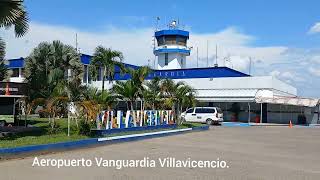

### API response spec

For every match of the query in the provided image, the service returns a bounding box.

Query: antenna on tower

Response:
[156,17,160,31]
[197,47,199,68]
[75,33,78,53]
[249,57,252,75]
[214,44,218,67]
[206,40,209,67]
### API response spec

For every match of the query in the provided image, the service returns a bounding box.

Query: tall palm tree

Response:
[0,0,29,80]
[175,83,196,116]
[0,0,29,37]
[0,38,8,81]
[25,40,82,100]
[160,79,196,124]
[112,80,138,111]
[84,87,115,111]
[143,77,162,110]
[0,38,4,59]
[90,46,124,93]
[127,66,152,110]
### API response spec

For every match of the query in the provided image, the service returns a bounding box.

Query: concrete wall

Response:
[177,76,297,96]
[157,53,186,70]
[198,101,319,124]
[90,76,297,98]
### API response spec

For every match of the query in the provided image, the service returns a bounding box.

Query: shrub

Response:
[48,121,61,134]
[38,109,50,118]
[78,120,91,136]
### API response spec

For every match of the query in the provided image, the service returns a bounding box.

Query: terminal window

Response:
[11,68,19,77]
[165,53,168,65]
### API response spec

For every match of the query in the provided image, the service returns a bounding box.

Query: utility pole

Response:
[249,57,252,75]
[75,33,78,53]
[197,47,199,68]
[206,40,209,67]
[152,35,156,69]
[214,44,218,67]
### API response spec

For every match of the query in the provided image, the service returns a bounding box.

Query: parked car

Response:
[181,107,223,125]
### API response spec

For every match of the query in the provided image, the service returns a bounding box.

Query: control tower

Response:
[153,21,191,70]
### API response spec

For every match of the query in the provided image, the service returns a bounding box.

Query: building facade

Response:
[5,25,320,125]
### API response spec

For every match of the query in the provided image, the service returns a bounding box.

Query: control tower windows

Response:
[165,35,176,45]
[156,35,187,46]
[177,36,187,46]
[157,36,165,46]
[165,53,168,65]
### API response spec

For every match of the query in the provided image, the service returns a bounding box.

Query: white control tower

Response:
[153,21,191,69]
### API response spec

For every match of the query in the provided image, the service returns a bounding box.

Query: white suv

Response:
[181,107,223,125]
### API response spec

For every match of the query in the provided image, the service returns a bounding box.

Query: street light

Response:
[67,69,72,137]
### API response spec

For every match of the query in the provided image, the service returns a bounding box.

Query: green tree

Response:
[127,66,152,110]
[83,87,116,111]
[0,0,29,37]
[160,79,196,124]
[24,40,83,100]
[0,39,8,81]
[143,77,162,110]
[112,80,138,111]
[0,0,29,81]
[90,46,124,92]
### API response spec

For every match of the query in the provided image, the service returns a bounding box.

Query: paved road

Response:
[1,126,320,180]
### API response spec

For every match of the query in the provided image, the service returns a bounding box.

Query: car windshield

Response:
[216,108,223,113]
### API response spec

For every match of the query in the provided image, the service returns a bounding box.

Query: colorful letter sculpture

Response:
[98,110,175,129]
[117,110,123,128]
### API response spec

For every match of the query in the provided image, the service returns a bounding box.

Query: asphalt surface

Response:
[1,126,320,180]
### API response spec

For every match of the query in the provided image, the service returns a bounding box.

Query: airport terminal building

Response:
[5,25,320,125]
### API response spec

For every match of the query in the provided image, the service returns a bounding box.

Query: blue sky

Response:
[2,0,320,97]
[25,0,320,48]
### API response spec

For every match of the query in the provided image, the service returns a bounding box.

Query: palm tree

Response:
[160,79,196,124]
[143,77,162,110]
[127,66,152,110]
[25,40,82,100]
[0,0,29,37]
[90,46,124,93]
[0,0,29,80]
[84,87,115,111]
[175,84,196,116]
[112,80,138,111]
[0,39,8,81]
[0,38,4,60]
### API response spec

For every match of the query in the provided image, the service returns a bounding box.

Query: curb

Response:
[92,124,177,136]
[222,122,250,127]
[0,125,209,157]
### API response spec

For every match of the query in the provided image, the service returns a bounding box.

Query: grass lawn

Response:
[0,117,89,148]
[0,118,204,148]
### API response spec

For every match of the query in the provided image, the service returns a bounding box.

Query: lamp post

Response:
[67,69,72,137]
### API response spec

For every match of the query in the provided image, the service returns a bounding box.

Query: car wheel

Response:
[206,119,213,125]
[0,120,6,127]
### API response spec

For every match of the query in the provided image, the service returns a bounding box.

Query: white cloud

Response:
[1,22,320,97]
[1,22,155,66]
[1,22,288,69]
[269,70,305,83]
[308,22,320,34]
[308,67,320,76]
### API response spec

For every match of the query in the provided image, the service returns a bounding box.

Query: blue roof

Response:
[81,54,91,64]
[155,30,189,38]
[8,57,24,68]
[81,54,139,71]
[114,66,249,80]
[154,48,190,55]
[6,54,140,69]
[7,54,249,79]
